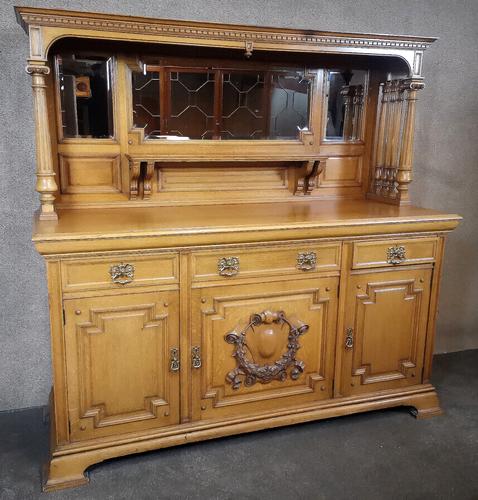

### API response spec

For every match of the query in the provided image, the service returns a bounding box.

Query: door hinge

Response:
[68,419,71,435]
[62,308,66,325]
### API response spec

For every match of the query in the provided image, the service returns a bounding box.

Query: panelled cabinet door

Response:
[63,291,180,441]
[190,277,338,422]
[340,268,433,396]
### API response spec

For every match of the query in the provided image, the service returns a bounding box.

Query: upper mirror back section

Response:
[132,62,312,141]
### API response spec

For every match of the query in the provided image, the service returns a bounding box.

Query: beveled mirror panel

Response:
[56,54,114,139]
[324,69,368,142]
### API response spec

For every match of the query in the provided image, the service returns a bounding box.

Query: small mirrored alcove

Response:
[324,69,368,142]
[55,54,114,139]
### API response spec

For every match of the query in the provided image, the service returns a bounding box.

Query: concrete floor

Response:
[1,350,477,500]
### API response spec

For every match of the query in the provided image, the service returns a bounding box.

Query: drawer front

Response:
[61,253,179,292]
[352,238,437,269]
[191,243,341,282]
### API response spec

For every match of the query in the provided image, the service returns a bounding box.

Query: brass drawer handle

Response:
[345,327,354,349]
[297,251,317,271]
[218,256,240,277]
[109,263,135,285]
[170,347,180,372]
[192,346,202,369]
[387,245,406,265]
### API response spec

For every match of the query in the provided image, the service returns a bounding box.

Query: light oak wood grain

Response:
[14,6,460,493]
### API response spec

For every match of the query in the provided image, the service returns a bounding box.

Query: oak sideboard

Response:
[15,6,461,491]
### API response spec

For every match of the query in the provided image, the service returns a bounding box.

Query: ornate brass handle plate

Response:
[224,310,309,390]
[109,263,135,285]
[387,245,406,265]
[345,327,354,349]
[297,251,317,271]
[191,346,202,369]
[218,256,240,277]
[169,347,180,372]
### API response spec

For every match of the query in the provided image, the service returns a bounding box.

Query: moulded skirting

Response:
[42,384,442,492]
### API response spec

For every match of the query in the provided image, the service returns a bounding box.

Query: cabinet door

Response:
[340,268,432,396]
[64,291,179,441]
[190,277,338,422]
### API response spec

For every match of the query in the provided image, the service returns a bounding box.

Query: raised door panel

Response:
[191,277,338,421]
[64,291,179,441]
[340,268,432,396]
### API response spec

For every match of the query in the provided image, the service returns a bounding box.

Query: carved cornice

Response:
[16,7,436,52]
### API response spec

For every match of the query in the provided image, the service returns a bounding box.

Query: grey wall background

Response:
[1,0,477,411]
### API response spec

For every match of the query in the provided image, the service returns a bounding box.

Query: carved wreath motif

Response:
[224,310,309,390]
[109,263,135,284]
[386,245,406,265]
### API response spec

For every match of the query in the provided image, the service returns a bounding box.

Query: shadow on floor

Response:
[1,350,477,500]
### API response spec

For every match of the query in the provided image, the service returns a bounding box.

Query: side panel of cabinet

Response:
[190,277,338,421]
[340,268,433,396]
[63,290,180,441]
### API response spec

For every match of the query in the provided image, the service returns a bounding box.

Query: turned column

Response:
[397,78,425,204]
[341,86,353,139]
[371,82,389,195]
[26,61,58,220]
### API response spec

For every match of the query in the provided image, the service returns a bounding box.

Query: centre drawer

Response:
[191,243,341,282]
[61,252,179,292]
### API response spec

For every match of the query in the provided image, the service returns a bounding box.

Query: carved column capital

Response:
[400,78,425,93]
[25,64,50,76]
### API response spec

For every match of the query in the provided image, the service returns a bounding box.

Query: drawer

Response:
[352,238,437,269]
[191,243,341,282]
[61,253,179,292]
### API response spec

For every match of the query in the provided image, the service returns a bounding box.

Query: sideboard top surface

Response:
[33,200,461,254]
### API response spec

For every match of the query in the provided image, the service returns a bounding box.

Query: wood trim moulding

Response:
[15,7,436,77]
[42,384,441,491]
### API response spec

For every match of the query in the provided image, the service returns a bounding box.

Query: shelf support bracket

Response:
[143,161,155,200]
[289,159,324,195]
[128,157,141,200]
